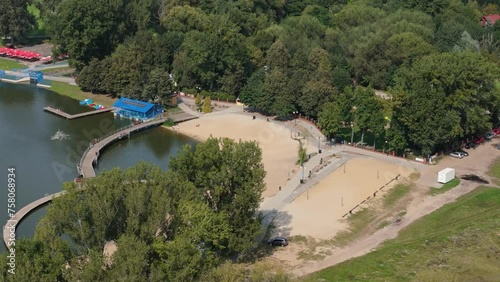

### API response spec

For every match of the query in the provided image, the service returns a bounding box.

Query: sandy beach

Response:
[169,112,316,197]
[279,157,414,239]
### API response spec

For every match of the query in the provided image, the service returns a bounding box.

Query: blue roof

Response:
[113,98,156,113]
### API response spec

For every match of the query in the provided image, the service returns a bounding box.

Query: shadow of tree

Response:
[238,210,293,263]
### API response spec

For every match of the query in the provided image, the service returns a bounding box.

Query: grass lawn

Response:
[165,106,182,114]
[326,208,378,248]
[28,4,46,36]
[40,66,74,74]
[428,178,461,196]
[50,81,117,108]
[0,58,27,71]
[487,157,500,186]
[383,183,412,207]
[301,186,500,281]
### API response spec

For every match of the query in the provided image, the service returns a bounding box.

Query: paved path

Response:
[44,106,113,119]
[5,70,76,84]
[32,61,69,70]
[177,100,202,117]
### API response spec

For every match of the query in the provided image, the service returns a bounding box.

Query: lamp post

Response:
[301,165,306,184]
[317,136,322,153]
[293,111,298,125]
[350,122,354,145]
[385,140,388,155]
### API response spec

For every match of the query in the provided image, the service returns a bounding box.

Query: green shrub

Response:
[163,118,175,127]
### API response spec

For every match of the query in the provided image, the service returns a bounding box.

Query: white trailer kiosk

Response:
[438,168,455,184]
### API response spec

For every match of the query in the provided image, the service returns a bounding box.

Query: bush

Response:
[163,118,175,127]
[202,97,212,113]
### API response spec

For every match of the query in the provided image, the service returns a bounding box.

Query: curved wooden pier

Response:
[3,192,64,248]
[3,112,198,247]
[78,117,168,178]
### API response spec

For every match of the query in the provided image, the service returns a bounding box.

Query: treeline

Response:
[0,138,289,281]
[2,0,500,153]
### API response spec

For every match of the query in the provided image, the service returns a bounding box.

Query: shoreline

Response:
[161,125,206,143]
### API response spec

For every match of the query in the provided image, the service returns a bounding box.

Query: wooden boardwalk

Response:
[44,106,114,120]
[3,111,198,247]
[3,192,64,248]
[78,117,169,178]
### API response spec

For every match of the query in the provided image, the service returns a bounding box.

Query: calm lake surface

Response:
[0,82,196,252]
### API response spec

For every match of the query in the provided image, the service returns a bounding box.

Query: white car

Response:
[449,152,465,159]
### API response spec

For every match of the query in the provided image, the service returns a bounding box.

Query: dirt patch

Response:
[460,174,489,184]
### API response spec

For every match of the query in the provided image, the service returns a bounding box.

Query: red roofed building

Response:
[481,14,500,27]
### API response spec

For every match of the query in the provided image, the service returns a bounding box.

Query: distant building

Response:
[480,14,500,27]
[113,97,163,121]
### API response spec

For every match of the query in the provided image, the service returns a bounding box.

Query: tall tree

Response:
[47,0,131,69]
[169,137,266,255]
[0,0,36,44]
[391,51,500,154]
[142,68,174,103]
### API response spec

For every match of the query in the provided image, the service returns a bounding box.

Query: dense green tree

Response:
[62,250,106,281]
[48,0,132,69]
[77,58,111,94]
[318,91,353,137]
[160,5,208,32]
[107,235,150,281]
[142,68,174,103]
[266,40,290,71]
[239,68,265,108]
[0,0,36,44]
[300,78,336,117]
[350,87,386,144]
[332,66,352,91]
[0,238,71,281]
[391,51,500,154]
[169,138,266,255]
[262,68,293,116]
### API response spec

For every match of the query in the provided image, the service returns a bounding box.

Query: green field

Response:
[50,81,116,107]
[28,4,46,36]
[428,178,461,196]
[383,183,412,207]
[0,58,27,70]
[488,158,500,186]
[301,187,500,281]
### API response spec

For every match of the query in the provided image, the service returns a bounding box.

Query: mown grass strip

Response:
[428,178,460,196]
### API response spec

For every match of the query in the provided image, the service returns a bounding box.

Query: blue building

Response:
[113,98,164,121]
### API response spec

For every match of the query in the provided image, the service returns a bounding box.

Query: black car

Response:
[268,237,289,247]
[464,142,476,149]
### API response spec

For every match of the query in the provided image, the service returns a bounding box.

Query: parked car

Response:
[464,142,476,149]
[486,132,495,140]
[492,128,500,135]
[456,148,469,156]
[449,151,465,159]
[355,141,368,148]
[268,237,289,247]
[474,136,485,144]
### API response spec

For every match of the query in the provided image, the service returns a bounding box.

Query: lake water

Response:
[0,82,196,252]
